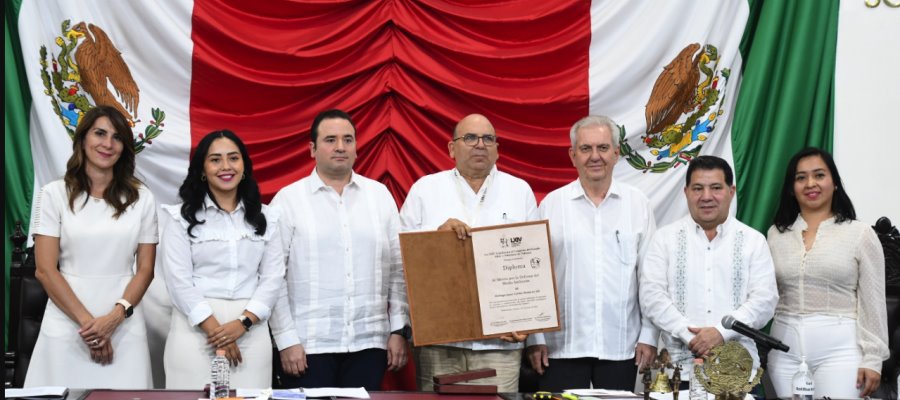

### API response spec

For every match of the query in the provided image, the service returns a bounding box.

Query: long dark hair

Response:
[773,147,856,232]
[178,130,266,237]
[64,105,141,218]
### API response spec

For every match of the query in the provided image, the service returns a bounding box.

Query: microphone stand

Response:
[749,323,793,400]
[754,318,799,371]
[755,342,773,372]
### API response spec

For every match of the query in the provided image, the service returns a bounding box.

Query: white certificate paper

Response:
[471,221,558,335]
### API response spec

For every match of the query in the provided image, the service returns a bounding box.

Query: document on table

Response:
[649,393,742,400]
[5,386,69,398]
[237,387,370,399]
[303,387,369,399]
[564,388,642,398]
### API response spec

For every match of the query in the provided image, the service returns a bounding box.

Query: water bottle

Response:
[895,372,899,400]
[690,358,707,400]
[895,371,899,400]
[210,349,230,400]
[791,356,815,400]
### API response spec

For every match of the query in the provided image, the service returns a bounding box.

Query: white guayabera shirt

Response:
[528,179,658,360]
[269,170,409,354]
[640,215,778,375]
[400,166,539,351]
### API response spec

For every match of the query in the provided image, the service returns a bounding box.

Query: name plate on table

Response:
[399,220,560,346]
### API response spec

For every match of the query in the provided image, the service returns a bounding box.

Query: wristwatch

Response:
[238,315,253,331]
[115,299,134,318]
[391,325,412,341]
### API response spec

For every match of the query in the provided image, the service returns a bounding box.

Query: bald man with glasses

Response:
[400,114,539,393]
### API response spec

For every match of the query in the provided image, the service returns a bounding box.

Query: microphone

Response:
[721,315,790,352]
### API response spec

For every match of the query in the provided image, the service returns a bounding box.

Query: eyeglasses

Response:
[452,133,497,147]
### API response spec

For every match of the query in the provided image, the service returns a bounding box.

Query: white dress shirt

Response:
[640,215,778,370]
[767,217,888,371]
[268,170,408,354]
[528,180,658,360]
[160,197,285,326]
[400,166,539,350]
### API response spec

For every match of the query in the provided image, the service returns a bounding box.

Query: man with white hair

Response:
[526,115,658,391]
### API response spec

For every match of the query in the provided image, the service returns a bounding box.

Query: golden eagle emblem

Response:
[39,20,164,153]
[645,43,702,136]
[620,43,731,173]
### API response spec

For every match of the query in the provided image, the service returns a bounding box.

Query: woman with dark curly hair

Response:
[26,106,157,388]
[767,147,888,398]
[160,130,284,389]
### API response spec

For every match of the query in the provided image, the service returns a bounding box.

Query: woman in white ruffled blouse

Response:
[160,130,285,389]
[767,147,888,398]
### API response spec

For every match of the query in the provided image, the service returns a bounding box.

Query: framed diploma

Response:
[399,220,560,346]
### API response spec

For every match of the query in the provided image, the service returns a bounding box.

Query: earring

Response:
[200,175,206,182]
[241,174,246,181]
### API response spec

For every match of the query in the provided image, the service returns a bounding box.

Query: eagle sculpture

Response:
[644,43,702,135]
[70,22,140,123]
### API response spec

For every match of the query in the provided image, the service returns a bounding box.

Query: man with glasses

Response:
[400,113,539,393]
[525,115,658,391]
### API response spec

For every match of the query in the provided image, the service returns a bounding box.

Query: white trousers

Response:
[768,314,862,399]
[164,298,272,389]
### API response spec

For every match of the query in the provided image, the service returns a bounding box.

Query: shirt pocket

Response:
[613,232,639,266]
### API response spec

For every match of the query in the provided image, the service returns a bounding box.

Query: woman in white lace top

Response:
[766,147,888,398]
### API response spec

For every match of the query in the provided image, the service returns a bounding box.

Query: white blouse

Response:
[160,197,285,326]
[767,216,889,371]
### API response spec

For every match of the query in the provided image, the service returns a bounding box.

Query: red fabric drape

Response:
[190,1,591,390]
[190,0,591,206]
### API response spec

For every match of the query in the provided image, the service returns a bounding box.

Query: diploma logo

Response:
[530,257,541,269]
[499,234,523,248]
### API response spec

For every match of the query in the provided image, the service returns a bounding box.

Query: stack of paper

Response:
[6,386,69,399]
[564,389,642,399]
[234,387,370,399]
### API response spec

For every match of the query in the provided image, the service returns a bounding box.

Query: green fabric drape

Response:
[5,0,34,350]
[733,0,839,233]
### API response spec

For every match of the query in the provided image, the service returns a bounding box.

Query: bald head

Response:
[453,114,495,139]
[449,113,499,179]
